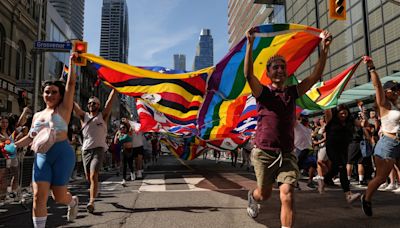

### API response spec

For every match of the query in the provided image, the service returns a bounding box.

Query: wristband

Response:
[368,66,376,72]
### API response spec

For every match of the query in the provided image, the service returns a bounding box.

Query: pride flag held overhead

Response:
[198,24,323,140]
[79,24,359,146]
[295,59,363,110]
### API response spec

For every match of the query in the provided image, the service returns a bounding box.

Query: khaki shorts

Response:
[82,147,105,175]
[251,147,299,188]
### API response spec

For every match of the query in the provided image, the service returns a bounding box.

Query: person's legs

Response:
[32,182,50,228]
[280,183,295,228]
[365,157,394,201]
[346,163,353,180]
[122,152,128,180]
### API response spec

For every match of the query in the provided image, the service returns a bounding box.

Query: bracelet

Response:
[368,66,376,72]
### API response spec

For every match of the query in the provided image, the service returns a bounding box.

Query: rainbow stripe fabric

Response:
[198,24,322,140]
[79,24,362,160]
[296,59,363,110]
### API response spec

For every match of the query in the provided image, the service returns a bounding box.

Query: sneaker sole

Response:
[87,204,95,214]
[247,207,258,218]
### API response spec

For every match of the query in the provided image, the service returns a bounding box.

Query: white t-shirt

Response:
[294,122,312,151]
[82,112,108,151]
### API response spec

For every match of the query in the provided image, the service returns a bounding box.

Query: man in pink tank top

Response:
[74,89,116,213]
[244,27,332,228]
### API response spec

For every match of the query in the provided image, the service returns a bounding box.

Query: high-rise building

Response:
[193,29,213,71]
[284,0,400,88]
[173,54,186,71]
[100,0,129,63]
[49,0,85,40]
[228,1,400,105]
[228,1,285,49]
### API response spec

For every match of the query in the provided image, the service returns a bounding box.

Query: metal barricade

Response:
[0,148,34,219]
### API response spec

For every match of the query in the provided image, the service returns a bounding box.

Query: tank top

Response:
[380,103,400,134]
[82,112,108,150]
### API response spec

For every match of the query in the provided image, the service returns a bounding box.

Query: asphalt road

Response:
[1,154,400,228]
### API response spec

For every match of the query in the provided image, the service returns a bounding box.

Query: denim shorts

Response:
[374,135,400,160]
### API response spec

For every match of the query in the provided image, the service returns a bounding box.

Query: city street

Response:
[1,154,399,228]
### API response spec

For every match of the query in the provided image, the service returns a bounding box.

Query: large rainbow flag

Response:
[80,23,360,148]
[198,24,323,139]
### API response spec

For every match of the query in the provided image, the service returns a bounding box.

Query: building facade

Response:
[228,0,400,100]
[48,0,85,40]
[0,0,46,114]
[285,0,400,88]
[228,1,285,49]
[193,29,213,71]
[173,54,186,71]
[100,0,129,63]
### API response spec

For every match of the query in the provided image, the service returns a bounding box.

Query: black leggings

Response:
[325,144,350,192]
[122,148,134,180]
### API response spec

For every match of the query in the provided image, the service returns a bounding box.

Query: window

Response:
[16,41,26,80]
[0,24,5,73]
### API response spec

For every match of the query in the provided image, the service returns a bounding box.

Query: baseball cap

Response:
[383,80,400,91]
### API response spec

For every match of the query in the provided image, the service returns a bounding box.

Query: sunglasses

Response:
[88,102,99,105]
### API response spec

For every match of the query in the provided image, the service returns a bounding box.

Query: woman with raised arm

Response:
[361,56,400,217]
[15,53,79,228]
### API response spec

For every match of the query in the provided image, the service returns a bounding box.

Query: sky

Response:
[84,0,229,70]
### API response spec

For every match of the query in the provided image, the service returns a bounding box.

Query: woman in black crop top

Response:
[324,105,361,203]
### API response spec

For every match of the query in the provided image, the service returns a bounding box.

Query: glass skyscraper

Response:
[100,0,129,63]
[49,0,85,40]
[193,29,213,71]
[174,54,186,71]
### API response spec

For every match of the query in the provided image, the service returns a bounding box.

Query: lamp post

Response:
[33,0,43,112]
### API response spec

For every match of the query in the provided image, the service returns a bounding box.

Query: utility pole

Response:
[33,0,43,112]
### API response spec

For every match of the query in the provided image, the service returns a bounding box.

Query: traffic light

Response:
[329,0,346,20]
[72,40,88,66]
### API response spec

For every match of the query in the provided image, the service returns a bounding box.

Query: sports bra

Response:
[380,103,400,134]
[29,113,68,137]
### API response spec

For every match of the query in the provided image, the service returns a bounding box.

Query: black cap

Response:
[383,80,399,91]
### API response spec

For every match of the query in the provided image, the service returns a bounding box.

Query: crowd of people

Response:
[0,31,399,228]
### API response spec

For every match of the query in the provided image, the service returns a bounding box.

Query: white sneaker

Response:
[67,196,79,222]
[121,179,126,185]
[392,187,400,194]
[378,182,389,190]
[130,172,136,181]
[346,193,361,204]
[136,170,143,179]
[384,183,397,191]
[333,178,340,184]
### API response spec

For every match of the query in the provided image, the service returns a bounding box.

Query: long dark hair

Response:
[41,80,66,104]
[326,104,354,142]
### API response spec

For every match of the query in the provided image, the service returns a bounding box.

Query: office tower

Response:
[174,54,186,71]
[228,1,400,94]
[49,0,85,40]
[100,0,129,63]
[193,29,213,71]
[284,0,400,86]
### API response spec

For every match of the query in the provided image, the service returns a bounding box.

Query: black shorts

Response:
[132,146,144,158]
[347,141,363,164]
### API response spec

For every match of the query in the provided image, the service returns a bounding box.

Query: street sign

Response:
[34,41,72,52]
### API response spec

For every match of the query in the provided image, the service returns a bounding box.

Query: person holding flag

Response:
[244,26,332,228]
